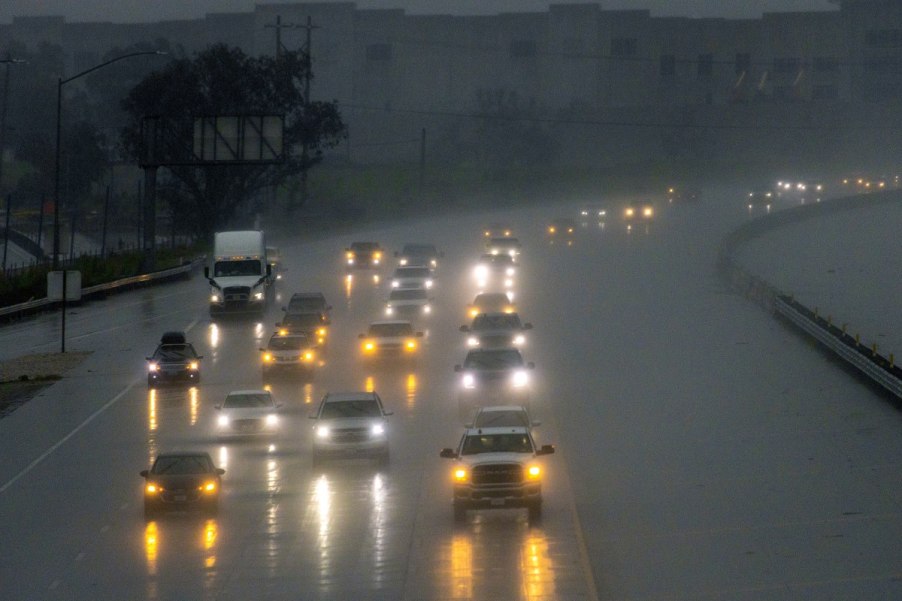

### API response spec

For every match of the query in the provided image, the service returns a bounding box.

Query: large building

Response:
[2,1,901,164]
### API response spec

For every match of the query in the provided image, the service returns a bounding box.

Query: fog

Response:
[1,1,838,24]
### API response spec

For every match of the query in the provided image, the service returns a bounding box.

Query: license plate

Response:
[490,498,505,506]
[174,495,187,502]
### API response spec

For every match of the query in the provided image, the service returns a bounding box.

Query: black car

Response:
[394,243,443,269]
[140,452,224,518]
[146,331,202,387]
[284,292,332,321]
[275,312,329,346]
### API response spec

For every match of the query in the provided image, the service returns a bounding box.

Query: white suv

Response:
[310,392,393,465]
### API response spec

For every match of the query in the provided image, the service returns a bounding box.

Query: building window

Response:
[510,39,537,59]
[660,54,675,79]
[813,57,839,74]
[812,85,838,100]
[773,57,801,74]
[866,29,902,48]
[562,37,583,57]
[697,54,713,78]
[611,38,637,57]
[735,53,751,75]
[366,43,392,61]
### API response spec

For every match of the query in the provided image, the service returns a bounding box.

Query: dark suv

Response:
[345,241,384,269]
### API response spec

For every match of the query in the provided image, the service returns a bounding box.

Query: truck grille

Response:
[224,286,250,302]
[332,427,370,442]
[472,463,523,485]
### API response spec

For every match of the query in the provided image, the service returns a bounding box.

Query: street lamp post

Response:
[52,51,166,270]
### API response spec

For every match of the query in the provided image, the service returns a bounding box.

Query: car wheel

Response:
[453,502,468,522]
[527,501,542,524]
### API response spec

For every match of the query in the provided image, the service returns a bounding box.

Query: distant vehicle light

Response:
[265,414,278,426]
[147,362,159,372]
[423,305,432,314]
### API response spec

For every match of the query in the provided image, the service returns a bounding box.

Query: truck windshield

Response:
[214,260,261,277]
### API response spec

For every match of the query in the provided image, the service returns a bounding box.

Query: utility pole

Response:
[265,15,295,58]
[297,16,319,212]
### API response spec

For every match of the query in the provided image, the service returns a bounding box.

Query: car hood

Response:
[149,473,215,488]
[388,298,428,307]
[221,407,276,419]
[319,417,382,429]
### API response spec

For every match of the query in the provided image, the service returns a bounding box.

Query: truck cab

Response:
[205,230,272,316]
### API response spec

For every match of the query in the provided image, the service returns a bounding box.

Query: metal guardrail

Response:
[0,258,203,321]
[720,191,902,401]
[774,295,902,399]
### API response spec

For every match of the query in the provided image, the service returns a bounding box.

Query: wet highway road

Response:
[1,193,900,600]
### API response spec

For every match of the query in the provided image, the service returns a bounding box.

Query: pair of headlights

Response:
[461,370,529,389]
[316,423,385,438]
[217,414,278,427]
[453,465,540,482]
[147,361,198,372]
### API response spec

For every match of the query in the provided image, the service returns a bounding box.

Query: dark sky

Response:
[1,1,838,24]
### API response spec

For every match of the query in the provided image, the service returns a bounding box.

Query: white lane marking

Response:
[0,318,199,495]
[0,381,139,494]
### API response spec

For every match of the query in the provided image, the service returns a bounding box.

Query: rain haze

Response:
[0,0,900,600]
[1,1,839,23]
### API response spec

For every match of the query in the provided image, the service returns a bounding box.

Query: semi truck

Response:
[204,230,272,316]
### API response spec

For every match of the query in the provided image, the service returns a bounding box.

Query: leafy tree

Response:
[119,44,346,237]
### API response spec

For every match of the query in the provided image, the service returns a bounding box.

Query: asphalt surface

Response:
[0,191,900,601]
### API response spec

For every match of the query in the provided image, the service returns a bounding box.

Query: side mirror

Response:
[527,362,535,370]
[439,448,457,459]
[454,365,462,372]
[140,470,149,478]
[537,444,555,456]
[203,266,210,278]
[384,411,394,416]
[216,468,226,475]
[459,325,469,332]
[524,323,533,330]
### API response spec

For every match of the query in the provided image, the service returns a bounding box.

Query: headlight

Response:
[462,373,476,388]
[400,258,408,266]
[374,252,382,260]
[316,425,330,438]
[188,361,199,370]
[548,226,556,234]
[147,362,158,372]
[511,370,529,387]
[317,328,327,337]
[347,258,355,265]
[469,308,479,317]
[467,336,479,347]
[278,329,288,336]
[217,415,229,426]
[391,280,400,288]
[202,481,217,493]
[506,267,515,276]
[643,207,654,218]
[423,304,431,314]
[474,265,488,278]
[145,483,160,494]
[453,468,469,483]
[263,353,273,362]
[265,414,278,426]
[425,279,433,288]
[526,465,541,480]
[363,341,375,352]
[430,259,437,267]
[405,339,417,351]
[253,292,264,301]
[371,423,385,436]
[625,207,635,217]
[513,334,525,345]
[385,306,394,315]
[303,351,315,362]
[346,252,354,260]
[210,294,220,303]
